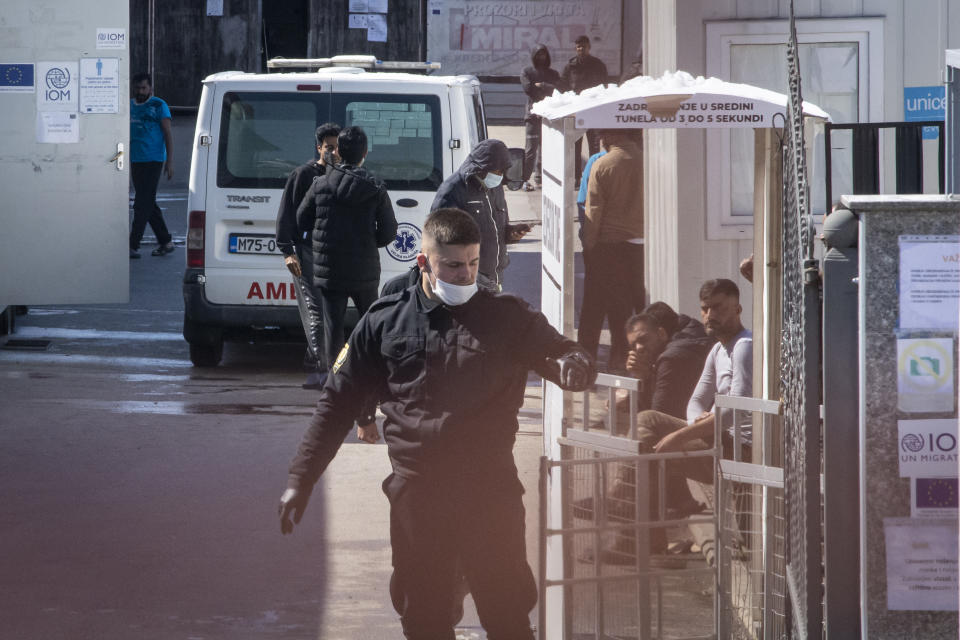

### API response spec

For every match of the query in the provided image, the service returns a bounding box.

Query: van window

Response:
[472,93,487,141]
[217,92,330,189]
[332,93,443,191]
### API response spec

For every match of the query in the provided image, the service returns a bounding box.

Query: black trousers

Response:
[292,245,324,372]
[578,242,645,370]
[522,116,541,183]
[383,471,537,640]
[318,285,378,372]
[130,161,172,250]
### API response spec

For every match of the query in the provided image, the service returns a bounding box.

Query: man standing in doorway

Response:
[520,44,564,191]
[561,35,609,177]
[578,129,644,371]
[276,122,342,390]
[129,72,175,259]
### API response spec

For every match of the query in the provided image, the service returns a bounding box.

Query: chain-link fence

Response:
[779,2,824,637]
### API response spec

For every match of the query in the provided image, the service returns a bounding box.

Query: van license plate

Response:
[229,234,281,255]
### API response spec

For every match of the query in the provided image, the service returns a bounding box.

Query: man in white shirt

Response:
[592,279,751,562]
[652,278,753,457]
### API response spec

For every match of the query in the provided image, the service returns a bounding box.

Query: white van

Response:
[183,58,520,366]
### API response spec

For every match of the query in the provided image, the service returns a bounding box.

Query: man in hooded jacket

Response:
[431,139,529,292]
[296,126,398,398]
[520,44,564,190]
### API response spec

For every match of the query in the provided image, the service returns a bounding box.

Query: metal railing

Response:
[539,373,719,640]
[714,394,786,640]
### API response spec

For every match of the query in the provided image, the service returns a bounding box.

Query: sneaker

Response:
[151,242,175,256]
[129,249,141,259]
[522,181,536,192]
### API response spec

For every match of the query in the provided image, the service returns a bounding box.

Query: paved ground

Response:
[0,117,715,639]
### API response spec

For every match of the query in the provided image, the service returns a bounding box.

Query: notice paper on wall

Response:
[884,518,959,611]
[896,338,955,413]
[37,112,79,144]
[898,235,960,331]
[367,13,387,42]
[349,0,369,11]
[349,14,368,29]
[79,57,119,114]
[368,0,388,12]
[206,0,223,16]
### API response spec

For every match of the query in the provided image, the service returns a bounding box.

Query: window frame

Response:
[216,91,329,190]
[704,18,884,239]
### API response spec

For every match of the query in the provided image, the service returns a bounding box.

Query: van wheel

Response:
[189,340,223,367]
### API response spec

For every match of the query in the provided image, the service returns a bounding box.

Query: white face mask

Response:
[432,276,478,306]
[482,172,503,189]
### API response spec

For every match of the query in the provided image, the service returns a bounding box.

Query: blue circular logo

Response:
[901,433,924,453]
[45,67,70,90]
[387,222,421,262]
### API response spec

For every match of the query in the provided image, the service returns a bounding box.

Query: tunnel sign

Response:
[576,93,787,129]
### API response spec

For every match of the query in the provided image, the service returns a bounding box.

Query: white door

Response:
[0,1,129,305]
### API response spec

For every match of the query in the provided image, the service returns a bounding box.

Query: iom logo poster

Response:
[37,61,78,112]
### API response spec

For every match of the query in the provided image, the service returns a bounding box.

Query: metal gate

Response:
[714,395,787,640]
[539,373,718,640]
[779,4,823,638]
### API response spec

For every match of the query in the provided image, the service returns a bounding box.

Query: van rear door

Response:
[327,77,450,282]
[204,82,332,306]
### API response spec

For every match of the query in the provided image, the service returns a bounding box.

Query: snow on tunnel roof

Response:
[532,70,831,129]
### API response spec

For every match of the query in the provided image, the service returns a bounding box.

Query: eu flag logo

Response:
[0,63,35,92]
[916,478,958,509]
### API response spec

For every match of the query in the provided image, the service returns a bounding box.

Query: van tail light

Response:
[187,210,205,268]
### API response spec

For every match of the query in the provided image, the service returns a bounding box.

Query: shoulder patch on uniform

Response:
[332,343,349,373]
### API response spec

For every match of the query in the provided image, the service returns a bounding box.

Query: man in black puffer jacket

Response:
[431,139,529,292]
[296,126,398,390]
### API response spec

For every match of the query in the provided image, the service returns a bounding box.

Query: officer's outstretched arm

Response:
[546,348,597,392]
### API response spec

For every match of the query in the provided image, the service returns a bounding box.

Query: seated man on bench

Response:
[582,279,752,563]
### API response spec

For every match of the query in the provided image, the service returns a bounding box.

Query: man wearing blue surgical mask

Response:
[431,139,530,292]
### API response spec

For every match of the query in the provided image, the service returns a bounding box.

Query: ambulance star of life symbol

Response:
[387,222,421,262]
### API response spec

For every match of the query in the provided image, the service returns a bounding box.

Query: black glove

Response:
[556,350,596,391]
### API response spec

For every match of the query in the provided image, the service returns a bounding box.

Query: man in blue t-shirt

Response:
[129,72,175,258]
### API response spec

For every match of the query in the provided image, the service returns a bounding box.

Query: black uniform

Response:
[288,285,594,640]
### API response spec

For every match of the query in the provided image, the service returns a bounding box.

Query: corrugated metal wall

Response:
[130,0,425,108]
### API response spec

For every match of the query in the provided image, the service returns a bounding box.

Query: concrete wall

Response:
[644,0,960,320]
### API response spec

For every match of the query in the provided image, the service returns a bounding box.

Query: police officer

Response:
[279,208,596,640]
